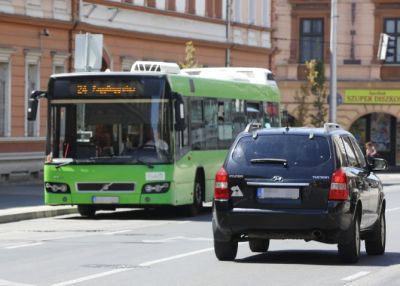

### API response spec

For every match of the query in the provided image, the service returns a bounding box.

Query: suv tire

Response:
[338,216,360,263]
[249,239,270,253]
[365,211,386,255]
[214,239,238,261]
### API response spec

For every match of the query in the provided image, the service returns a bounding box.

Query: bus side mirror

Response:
[27,90,46,121]
[174,93,185,131]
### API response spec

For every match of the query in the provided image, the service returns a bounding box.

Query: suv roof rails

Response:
[324,122,342,133]
[244,122,262,133]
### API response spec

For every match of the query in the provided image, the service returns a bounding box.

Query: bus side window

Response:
[190,98,205,150]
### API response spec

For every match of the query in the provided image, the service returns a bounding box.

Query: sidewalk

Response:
[0,205,78,224]
[0,172,399,224]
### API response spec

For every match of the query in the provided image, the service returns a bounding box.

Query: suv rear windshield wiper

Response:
[250,158,288,167]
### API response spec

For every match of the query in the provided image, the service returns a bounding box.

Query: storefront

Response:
[345,89,400,167]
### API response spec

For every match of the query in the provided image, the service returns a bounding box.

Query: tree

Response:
[179,41,202,69]
[293,59,328,127]
[308,60,328,127]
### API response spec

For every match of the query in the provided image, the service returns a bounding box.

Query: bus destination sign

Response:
[76,84,137,96]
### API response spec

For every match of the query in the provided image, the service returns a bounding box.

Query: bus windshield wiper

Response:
[54,159,75,169]
[250,158,288,168]
[136,158,154,169]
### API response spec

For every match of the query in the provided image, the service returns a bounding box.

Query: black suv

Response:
[212,123,388,263]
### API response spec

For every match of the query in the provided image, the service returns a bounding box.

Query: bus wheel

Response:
[77,205,96,218]
[185,179,203,216]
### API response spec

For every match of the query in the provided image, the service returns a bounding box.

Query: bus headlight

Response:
[142,182,170,194]
[45,182,71,193]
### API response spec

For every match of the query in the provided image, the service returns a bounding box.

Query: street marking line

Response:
[386,207,400,212]
[49,268,130,286]
[341,271,370,281]
[139,247,214,267]
[5,242,43,249]
[49,247,214,285]
[103,230,132,235]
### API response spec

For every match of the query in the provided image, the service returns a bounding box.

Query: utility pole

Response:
[225,0,232,67]
[329,0,337,123]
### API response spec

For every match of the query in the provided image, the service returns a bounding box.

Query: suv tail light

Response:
[329,168,349,201]
[214,167,229,200]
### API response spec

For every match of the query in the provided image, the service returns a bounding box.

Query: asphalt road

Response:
[0,181,43,209]
[0,182,399,286]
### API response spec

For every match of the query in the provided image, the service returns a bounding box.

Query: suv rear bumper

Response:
[213,201,354,244]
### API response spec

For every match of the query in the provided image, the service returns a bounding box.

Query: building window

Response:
[299,18,324,63]
[206,0,222,19]
[249,0,255,25]
[0,62,9,137]
[187,0,196,14]
[167,0,175,11]
[384,18,400,64]
[25,50,41,137]
[234,0,241,23]
[0,48,14,138]
[146,0,156,8]
[52,52,69,74]
[262,0,270,28]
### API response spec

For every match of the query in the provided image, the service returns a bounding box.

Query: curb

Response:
[0,206,78,224]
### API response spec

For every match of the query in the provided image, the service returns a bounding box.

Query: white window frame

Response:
[0,47,15,138]
[249,0,255,25]
[25,50,41,137]
[51,52,69,74]
[262,0,271,28]
[120,56,136,71]
[234,0,241,23]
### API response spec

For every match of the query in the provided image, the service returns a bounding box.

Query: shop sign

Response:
[344,90,400,104]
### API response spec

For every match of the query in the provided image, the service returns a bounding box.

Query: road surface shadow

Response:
[236,249,400,267]
[60,206,212,222]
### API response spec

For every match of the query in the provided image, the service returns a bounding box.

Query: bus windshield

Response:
[49,77,172,165]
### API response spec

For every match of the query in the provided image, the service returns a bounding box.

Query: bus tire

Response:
[77,205,96,218]
[185,178,203,216]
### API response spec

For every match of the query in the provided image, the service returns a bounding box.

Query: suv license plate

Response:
[92,196,119,204]
[257,188,299,199]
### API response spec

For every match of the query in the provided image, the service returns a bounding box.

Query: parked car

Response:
[212,123,388,263]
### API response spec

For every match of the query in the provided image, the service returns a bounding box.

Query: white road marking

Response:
[49,247,214,285]
[386,207,400,212]
[139,247,214,267]
[0,279,36,286]
[49,268,130,286]
[5,242,43,249]
[142,236,212,243]
[341,271,370,281]
[103,230,132,235]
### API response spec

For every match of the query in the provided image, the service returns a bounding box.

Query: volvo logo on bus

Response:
[272,176,283,182]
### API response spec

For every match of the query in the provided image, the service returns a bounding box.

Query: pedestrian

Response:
[365,141,377,163]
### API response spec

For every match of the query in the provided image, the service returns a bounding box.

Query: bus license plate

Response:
[257,188,299,199]
[92,196,119,204]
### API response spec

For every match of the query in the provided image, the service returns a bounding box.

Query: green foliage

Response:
[294,59,328,127]
[308,60,328,127]
[179,41,202,69]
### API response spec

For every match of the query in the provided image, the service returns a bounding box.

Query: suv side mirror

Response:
[173,92,185,131]
[27,90,46,121]
[371,157,388,171]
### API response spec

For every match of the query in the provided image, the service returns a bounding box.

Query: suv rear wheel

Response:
[338,216,360,263]
[214,239,238,261]
[249,239,270,253]
[365,211,386,255]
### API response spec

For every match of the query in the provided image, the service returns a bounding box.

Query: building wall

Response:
[274,0,400,166]
[0,0,273,178]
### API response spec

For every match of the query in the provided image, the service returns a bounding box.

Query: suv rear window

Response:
[232,134,331,168]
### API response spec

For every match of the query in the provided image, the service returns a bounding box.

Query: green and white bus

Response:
[28,61,281,217]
